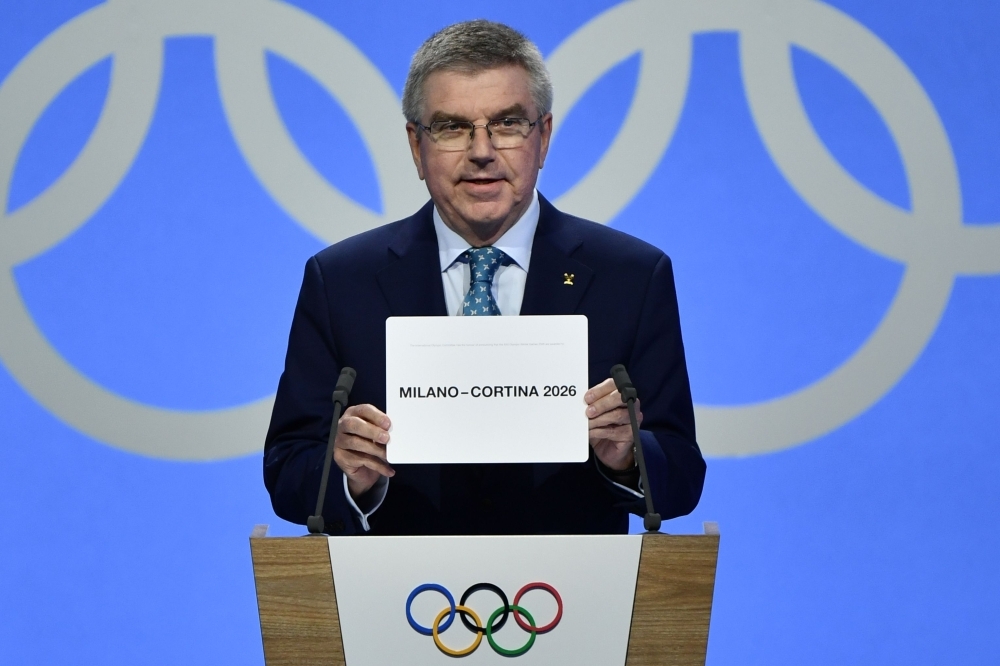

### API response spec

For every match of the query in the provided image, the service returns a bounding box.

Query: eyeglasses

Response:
[415,116,543,151]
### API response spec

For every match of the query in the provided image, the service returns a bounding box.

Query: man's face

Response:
[406,65,552,245]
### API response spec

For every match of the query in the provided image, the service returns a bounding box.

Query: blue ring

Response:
[406,584,456,636]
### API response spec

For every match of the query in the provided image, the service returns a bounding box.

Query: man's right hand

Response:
[333,404,394,499]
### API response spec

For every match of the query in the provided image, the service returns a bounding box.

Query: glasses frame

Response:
[415,115,545,151]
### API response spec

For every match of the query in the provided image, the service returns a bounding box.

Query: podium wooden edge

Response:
[624,522,720,666]
[250,526,346,666]
[250,523,719,666]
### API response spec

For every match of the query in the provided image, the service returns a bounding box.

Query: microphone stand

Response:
[307,367,356,535]
[611,365,661,533]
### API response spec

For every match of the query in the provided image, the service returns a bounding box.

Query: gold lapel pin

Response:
[563,273,575,286]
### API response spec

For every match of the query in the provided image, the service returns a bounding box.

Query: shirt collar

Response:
[432,189,539,272]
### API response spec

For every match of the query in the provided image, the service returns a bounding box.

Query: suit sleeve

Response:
[262,256,363,535]
[626,253,706,520]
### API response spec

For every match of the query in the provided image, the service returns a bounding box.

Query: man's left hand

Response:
[585,378,641,471]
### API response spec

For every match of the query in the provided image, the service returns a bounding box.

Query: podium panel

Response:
[251,525,719,666]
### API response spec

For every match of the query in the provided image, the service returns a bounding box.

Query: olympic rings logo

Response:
[406,582,563,658]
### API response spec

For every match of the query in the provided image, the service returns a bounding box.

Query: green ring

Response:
[486,604,536,657]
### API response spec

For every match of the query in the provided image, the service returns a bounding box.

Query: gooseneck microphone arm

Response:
[307,367,357,535]
[610,364,662,533]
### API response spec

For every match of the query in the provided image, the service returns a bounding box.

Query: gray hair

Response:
[402,20,553,123]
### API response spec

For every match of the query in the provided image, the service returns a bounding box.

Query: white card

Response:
[385,315,589,464]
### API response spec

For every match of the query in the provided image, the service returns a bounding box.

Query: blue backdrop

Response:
[1,1,998,664]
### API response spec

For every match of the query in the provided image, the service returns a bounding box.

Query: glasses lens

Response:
[488,118,530,149]
[429,121,472,150]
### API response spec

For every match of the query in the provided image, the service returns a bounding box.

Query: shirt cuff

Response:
[594,457,644,499]
[342,473,389,532]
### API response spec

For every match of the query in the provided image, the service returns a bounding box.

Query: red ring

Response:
[512,582,562,633]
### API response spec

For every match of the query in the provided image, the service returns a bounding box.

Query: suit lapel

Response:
[520,196,593,316]
[377,196,593,317]
[376,202,448,317]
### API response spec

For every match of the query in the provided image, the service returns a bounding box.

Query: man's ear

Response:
[537,112,553,170]
[406,123,426,180]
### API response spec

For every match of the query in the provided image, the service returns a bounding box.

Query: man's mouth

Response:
[463,177,502,185]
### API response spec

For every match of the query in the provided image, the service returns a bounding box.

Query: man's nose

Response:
[467,125,496,165]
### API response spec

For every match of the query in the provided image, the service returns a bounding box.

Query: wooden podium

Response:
[250,523,719,665]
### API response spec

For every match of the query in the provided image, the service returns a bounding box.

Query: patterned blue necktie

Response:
[462,247,508,316]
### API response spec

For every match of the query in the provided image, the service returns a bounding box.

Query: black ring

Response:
[459,583,509,634]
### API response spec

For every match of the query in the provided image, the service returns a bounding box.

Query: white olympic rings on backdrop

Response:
[0,0,424,460]
[0,0,998,459]
[546,0,1000,456]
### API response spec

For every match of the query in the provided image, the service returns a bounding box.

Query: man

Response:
[264,20,705,535]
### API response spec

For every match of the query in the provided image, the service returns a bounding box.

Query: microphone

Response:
[307,367,357,535]
[610,364,661,533]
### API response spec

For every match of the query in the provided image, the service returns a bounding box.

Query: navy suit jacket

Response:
[264,195,705,535]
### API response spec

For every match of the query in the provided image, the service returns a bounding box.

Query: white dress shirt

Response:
[344,190,640,531]
[434,190,539,316]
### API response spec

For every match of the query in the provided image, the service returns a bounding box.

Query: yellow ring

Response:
[432,605,483,657]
